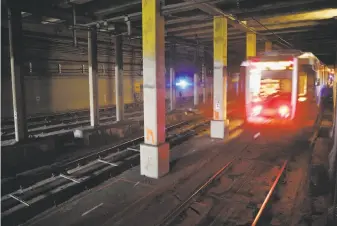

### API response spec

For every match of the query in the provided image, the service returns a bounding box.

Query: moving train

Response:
[238,50,332,125]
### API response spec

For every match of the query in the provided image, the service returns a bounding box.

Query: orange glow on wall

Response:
[146,127,154,144]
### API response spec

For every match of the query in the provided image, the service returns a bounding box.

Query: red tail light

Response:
[278,105,290,118]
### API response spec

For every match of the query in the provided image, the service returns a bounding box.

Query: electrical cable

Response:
[236,0,294,49]
[250,16,293,49]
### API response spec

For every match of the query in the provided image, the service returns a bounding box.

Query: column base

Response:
[210,120,229,139]
[140,142,170,179]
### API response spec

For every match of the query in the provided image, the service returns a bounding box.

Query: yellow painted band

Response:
[246,32,256,57]
[213,16,228,65]
[142,0,157,58]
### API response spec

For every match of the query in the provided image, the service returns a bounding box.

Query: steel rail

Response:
[1,119,210,226]
[1,103,139,124]
[251,160,288,226]
[159,160,234,226]
[1,117,205,196]
[158,133,259,226]
[1,111,144,140]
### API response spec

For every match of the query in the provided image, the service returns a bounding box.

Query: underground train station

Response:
[1,0,337,225]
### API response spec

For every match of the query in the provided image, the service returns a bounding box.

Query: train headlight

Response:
[278,105,290,118]
[252,105,263,116]
[298,97,307,102]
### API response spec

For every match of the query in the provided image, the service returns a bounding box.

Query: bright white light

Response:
[176,80,188,89]
[251,61,293,70]
[278,105,290,118]
[252,105,263,116]
[298,97,307,102]
[299,52,316,59]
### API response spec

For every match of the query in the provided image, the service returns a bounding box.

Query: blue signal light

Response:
[176,80,189,89]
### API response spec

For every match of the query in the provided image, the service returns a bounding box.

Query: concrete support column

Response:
[211,81,213,100]
[8,7,27,142]
[115,35,124,121]
[202,61,207,104]
[140,0,169,179]
[169,45,176,111]
[130,46,135,103]
[210,16,229,139]
[265,41,272,52]
[169,67,176,111]
[246,32,257,57]
[88,27,99,127]
[194,73,199,106]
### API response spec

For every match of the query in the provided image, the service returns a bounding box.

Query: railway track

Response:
[156,129,310,226]
[1,118,210,226]
[1,110,143,141]
[1,99,196,141]
[1,108,122,133]
[1,104,141,126]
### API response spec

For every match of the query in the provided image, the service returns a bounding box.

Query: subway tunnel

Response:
[1,0,337,225]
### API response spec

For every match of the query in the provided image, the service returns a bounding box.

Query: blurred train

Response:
[235,50,333,125]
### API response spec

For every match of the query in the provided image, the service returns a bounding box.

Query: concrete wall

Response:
[2,76,214,118]
[1,76,140,117]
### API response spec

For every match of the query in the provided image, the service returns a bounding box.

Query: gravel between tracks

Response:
[112,126,314,226]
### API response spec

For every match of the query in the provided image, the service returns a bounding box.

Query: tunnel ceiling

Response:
[3,0,337,66]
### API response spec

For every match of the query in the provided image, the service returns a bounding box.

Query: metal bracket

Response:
[124,16,132,36]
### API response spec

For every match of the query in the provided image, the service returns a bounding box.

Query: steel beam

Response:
[140,0,169,179]
[172,20,330,38]
[15,0,91,24]
[94,0,141,17]
[210,16,229,139]
[81,0,220,26]
[175,29,243,38]
[91,0,219,17]
[247,20,329,30]
[182,0,256,33]
[193,27,317,41]
[166,22,213,33]
[88,27,99,127]
[254,8,337,25]
[8,7,28,142]
[166,15,211,25]
[115,35,124,121]
[233,0,329,19]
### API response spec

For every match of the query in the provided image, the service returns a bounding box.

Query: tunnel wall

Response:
[1,76,213,118]
[1,26,216,118]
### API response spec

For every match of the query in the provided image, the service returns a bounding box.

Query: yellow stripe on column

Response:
[213,16,228,66]
[246,32,256,57]
[142,0,158,58]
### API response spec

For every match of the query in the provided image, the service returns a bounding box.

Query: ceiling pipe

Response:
[80,0,221,27]
[166,15,211,25]
[230,0,327,15]
[94,0,141,17]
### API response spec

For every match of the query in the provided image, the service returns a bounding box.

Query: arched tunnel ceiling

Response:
[2,0,337,65]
